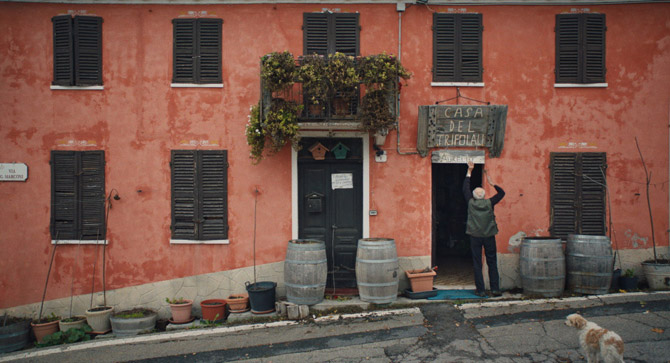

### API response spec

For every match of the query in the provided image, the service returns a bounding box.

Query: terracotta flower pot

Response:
[200,299,227,322]
[168,299,193,323]
[226,294,249,313]
[31,320,59,344]
[405,268,436,293]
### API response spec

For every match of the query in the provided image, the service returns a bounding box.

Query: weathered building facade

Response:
[1,0,669,317]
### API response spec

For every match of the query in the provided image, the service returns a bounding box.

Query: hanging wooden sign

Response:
[417,104,507,158]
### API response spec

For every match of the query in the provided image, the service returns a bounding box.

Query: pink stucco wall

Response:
[0,2,668,309]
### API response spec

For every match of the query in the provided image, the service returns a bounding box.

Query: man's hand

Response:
[484,169,494,186]
[467,161,474,177]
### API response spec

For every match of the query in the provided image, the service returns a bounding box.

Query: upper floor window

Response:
[51,15,103,87]
[172,18,223,84]
[171,150,228,242]
[303,12,359,56]
[555,14,606,84]
[433,13,483,83]
[51,150,105,241]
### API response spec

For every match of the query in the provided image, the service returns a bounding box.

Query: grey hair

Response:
[473,187,486,200]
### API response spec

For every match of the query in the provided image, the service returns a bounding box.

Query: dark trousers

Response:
[469,235,500,293]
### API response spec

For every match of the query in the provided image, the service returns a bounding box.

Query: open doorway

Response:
[431,162,482,287]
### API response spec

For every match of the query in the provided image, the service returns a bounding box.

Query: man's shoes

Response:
[474,290,487,298]
[491,290,502,297]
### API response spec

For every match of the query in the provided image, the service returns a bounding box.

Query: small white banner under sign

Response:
[431,150,486,164]
[0,163,28,181]
[331,173,353,190]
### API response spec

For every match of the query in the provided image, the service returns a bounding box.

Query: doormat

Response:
[427,289,488,300]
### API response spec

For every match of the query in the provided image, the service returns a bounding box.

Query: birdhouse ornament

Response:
[308,142,329,160]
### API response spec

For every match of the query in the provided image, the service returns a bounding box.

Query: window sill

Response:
[52,240,108,245]
[171,83,224,88]
[431,82,484,87]
[50,85,104,91]
[554,83,608,88]
[170,239,229,245]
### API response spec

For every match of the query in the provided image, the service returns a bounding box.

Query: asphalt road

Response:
[3,293,669,362]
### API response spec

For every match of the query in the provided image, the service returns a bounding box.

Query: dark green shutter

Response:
[556,14,605,83]
[550,153,578,239]
[51,151,78,239]
[550,152,606,239]
[583,14,606,83]
[79,151,105,239]
[333,13,359,56]
[197,18,222,83]
[52,15,74,86]
[304,13,359,56]
[304,13,329,56]
[459,14,482,82]
[73,16,103,85]
[579,153,606,235]
[171,150,198,239]
[199,151,228,240]
[173,19,197,83]
[434,13,481,82]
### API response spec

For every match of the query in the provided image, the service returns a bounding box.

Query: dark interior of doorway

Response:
[432,162,482,286]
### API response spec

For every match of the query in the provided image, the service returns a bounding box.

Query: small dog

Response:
[565,313,625,363]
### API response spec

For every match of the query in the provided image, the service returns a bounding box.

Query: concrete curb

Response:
[0,307,422,362]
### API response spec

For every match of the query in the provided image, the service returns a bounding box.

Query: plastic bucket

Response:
[245,281,277,314]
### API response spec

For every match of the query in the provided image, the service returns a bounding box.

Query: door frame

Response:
[292,131,370,240]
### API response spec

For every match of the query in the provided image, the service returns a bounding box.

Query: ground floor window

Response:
[171,150,228,241]
[550,152,607,239]
[51,150,106,240]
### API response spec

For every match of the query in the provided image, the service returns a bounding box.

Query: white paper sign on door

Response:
[331,173,353,190]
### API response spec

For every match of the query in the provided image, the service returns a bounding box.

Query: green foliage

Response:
[245,99,302,164]
[326,52,359,99]
[61,316,84,323]
[357,53,411,90]
[35,312,60,324]
[36,325,92,347]
[359,90,395,132]
[114,309,153,319]
[260,51,296,93]
[298,54,328,104]
[165,297,188,305]
[623,268,635,278]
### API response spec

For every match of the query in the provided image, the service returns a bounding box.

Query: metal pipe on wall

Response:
[396,4,419,155]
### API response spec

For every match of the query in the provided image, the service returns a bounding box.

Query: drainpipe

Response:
[396,3,419,156]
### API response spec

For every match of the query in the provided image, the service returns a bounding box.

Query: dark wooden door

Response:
[298,138,363,288]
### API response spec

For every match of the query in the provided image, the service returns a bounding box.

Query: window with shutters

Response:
[51,15,103,88]
[555,13,606,85]
[51,151,106,242]
[171,150,228,243]
[303,12,359,56]
[550,152,607,240]
[172,18,223,86]
[433,13,483,83]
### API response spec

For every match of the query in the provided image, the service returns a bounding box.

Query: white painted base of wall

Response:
[2,256,432,319]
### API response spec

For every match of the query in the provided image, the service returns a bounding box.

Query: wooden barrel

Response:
[355,238,399,304]
[520,237,565,297]
[566,234,613,295]
[0,318,31,353]
[284,239,327,305]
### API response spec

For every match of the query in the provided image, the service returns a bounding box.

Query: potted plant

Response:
[35,325,91,348]
[226,294,250,313]
[85,306,113,333]
[327,52,359,115]
[166,297,193,324]
[260,51,296,94]
[298,54,328,114]
[359,89,396,144]
[110,308,157,336]
[30,312,60,344]
[405,267,437,293]
[200,299,227,322]
[619,269,639,291]
[0,316,32,353]
[357,53,411,91]
[58,316,86,332]
[245,99,302,164]
[635,137,670,290]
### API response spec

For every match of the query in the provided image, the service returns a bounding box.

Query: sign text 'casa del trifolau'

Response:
[416,104,507,158]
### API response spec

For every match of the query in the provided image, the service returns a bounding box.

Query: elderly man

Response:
[463,161,505,297]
